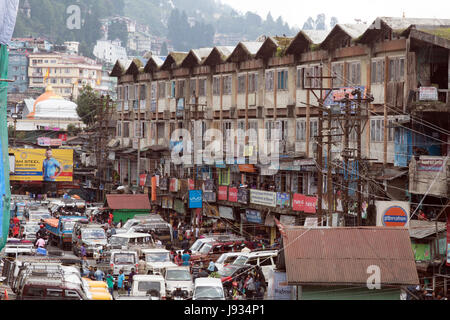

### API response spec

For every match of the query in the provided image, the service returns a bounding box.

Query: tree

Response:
[67,124,82,136]
[108,20,128,45]
[76,85,101,126]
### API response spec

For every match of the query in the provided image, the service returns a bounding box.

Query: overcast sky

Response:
[219,0,450,29]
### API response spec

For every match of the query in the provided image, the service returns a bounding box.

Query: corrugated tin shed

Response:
[284,227,419,286]
[106,194,151,210]
[409,220,446,239]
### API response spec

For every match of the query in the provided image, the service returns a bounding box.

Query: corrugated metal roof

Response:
[302,30,329,44]
[240,41,264,55]
[380,17,450,30]
[284,227,419,286]
[106,194,151,210]
[338,24,369,39]
[409,220,446,239]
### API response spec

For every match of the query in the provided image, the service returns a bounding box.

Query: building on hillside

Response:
[109,17,450,242]
[93,39,128,65]
[27,52,105,99]
[128,32,152,54]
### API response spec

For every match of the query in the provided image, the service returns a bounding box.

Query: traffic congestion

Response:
[0,195,280,300]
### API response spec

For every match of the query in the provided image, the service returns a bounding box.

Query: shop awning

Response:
[239,164,256,173]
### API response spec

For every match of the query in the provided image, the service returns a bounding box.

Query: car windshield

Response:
[62,221,75,231]
[82,229,106,239]
[25,225,40,233]
[194,286,224,299]
[219,266,240,277]
[216,254,231,264]
[122,220,137,230]
[166,270,191,281]
[113,253,136,264]
[199,243,212,255]
[110,237,129,246]
[29,213,50,220]
[137,281,161,293]
[233,256,248,265]
[145,252,170,263]
[190,239,204,252]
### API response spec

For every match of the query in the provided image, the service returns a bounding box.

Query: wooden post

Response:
[384,56,389,165]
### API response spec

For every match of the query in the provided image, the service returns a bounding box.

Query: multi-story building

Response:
[28,52,104,99]
[110,17,450,242]
[8,41,30,93]
[93,39,128,65]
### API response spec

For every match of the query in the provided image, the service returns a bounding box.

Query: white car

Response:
[129,275,166,299]
[165,266,194,299]
[215,252,245,272]
[141,248,176,275]
[232,250,278,282]
[192,277,225,300]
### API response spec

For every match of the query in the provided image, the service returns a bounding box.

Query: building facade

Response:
[109,17,450,241]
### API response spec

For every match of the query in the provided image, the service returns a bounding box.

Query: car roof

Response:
[165,266,190,271]
[111,232,151,238]
[111,250,138,254]
[133,275,165,282]
[194,277,223,286]
[245,250,278,257]
[141,248,169,253]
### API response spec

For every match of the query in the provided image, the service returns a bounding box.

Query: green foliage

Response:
[76,85,101,126]
[67,124,82,136]
[108,21,128,45]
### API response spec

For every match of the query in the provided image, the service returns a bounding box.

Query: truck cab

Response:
[141,248,176,275]
[109,250,139,280]
[72,222,107,258]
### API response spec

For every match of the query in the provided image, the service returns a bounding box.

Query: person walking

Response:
[80,244,87,261]
[207,259,217,274]
[94,267,104,281]
[106,271,115,298]
[174,252,183,266]
[244,274,255,300]
[182,250,191,267]
[128,268,136,296]
[117,269,126,295]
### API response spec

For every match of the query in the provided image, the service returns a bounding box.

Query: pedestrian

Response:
[35,237,46,248]
[244,274,255,300]
[182,250,191,267]
[106,270,115,298]
[128,268,136,296]
[117,269,126,295]
[138,258,147,275]
[88,266,96,280]
[207,259,217,274]
[94,267,104,281]
[80,244,87,261]
[12,223,20,238]
[13,215,20,226]
[174,252,183,266]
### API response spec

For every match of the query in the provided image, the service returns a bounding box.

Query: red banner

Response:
[292,193,305,212]
[139,174,147,187]
[59,134,68,142]
[218,186,228,201]
[188,179,195,190]
[169,178,178,192]
[228,187,238,202]
[292,194,317,214]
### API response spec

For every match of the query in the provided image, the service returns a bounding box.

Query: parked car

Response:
[116,275,166,300]
[141,248,176,275]
[218,264,254,297]
[190,240,254,266]
[109,250,139,281]
[232,250,278,282]
[23,224,41,242]
[215,252,246,272]
[192,278,226,300]
[72,222,107,258]
[164,266,194,299]
[108,232,155,251]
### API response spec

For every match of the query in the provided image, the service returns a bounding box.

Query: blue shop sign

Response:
[189,190,203,208]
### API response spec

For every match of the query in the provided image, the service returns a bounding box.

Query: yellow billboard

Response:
[9,148,74,182]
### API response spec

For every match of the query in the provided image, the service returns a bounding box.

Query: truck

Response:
[72,222,107,259]
[44,216,88,250]
[115,275,166,300]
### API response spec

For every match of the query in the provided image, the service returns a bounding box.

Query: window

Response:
[389,57,405,82]
[222,75,232,95]
[177,80,185,98]
[46,289,63,298]
[296,120,306,141]
[346,61,361,85]
[238,74,246,94]
[349,127,358,142]
[310,120,318,139]
[151,83,157,99]
[331,63,344,87]
[26,287,44,297]
[248,73,258,93]
[117,123,122,137]
[198,78,206,96]
[299,65,322,89]
[170,81,176,98]
[134,121,141,138]
[64,290,81,300]
[123,122,130,138]
[223,121,233,139]
[371,59,385,84]
[213,77,220,96]
[124,85,129,101]
[265,70,274,91]
[259,257,274,267]
[189,78,197,96]
[158,82,165,98]
[277,69,288,90]
[65,68,70,74]
[370,119,393,142]
[139,84,146,100]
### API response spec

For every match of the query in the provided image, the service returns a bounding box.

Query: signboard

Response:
[304,196,317,214]
[169,178,179,192]
[219,206,234,220]
[151,176,157,202]
[277,193,290,208]
[267,270,294,300]
[161,196,173,209]
[9,154,15,174]
[280,215,296,226]
[9,148,74,182]
[203,179,215,192]
[250,190,277,207]
[417,159,444,172]
[411,242,431,261]
[419,87,438,101]
[323,86,367,113]
[188,179,195,191]
[203,191,216,203]
[304,217,318,227]
[228,187,238,202]
[237,188,249,204]
[218,186,228,201]
[375,201,410,228]
[246,209,263,224]
[173,199,185,214]
[139,174,147,187]
[159,177,168,190]
[293,194,317,213]
[189,190,203,209]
